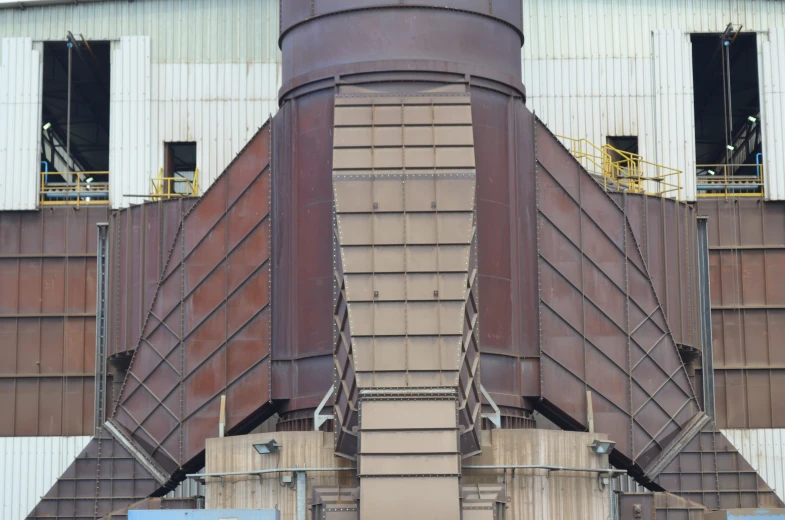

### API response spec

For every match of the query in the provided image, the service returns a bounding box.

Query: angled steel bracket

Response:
[480,384,501,429]
[104,419,171,486]
[314,385,334,431]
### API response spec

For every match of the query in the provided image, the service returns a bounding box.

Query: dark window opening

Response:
[40,36,110,205]
[692,29,762,195]
[159,142,198,197]
[606,135,641,181]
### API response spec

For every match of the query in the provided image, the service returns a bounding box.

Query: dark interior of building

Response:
[40,38,110,189]
[163,141,197,195]
[691,31,761,178]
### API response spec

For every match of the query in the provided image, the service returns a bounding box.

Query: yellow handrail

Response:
[150,167,199,199]
[696,164,764,199]
[40,171,110,208]
[555,135,682,198]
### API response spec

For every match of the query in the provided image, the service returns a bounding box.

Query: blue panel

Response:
[128,510,280,520]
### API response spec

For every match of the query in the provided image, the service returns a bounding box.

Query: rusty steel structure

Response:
[19,1,785,518]
[0,206,109,437]
[696,200,785,429]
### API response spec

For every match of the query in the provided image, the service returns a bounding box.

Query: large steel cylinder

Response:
[271,0,538,428]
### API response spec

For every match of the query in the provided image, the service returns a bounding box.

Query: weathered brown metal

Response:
[279,1,525,100]
[108,198,196,361]
[111,123,274,475]
[533,117,708,477]
[28,123,276,519]
[696,200,785,429]
[654,429,784,510]
[26,430,160,520]
[619,492,707,520]
[0,206,109,437]
[610,193,702,356]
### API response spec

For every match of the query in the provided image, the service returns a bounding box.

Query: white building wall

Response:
[761,28,785,200]
[522,0,785,201]
[0,38,42,211]
[0,0,281,209]
[723,429,785,504]
[0,436,92,520]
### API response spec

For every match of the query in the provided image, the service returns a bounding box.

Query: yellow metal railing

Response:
[40,171,110,207]
[696,164,764,199]
[150,167,199,199]
[556,136,682,198]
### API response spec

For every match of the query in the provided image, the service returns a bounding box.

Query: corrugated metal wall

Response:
[723,429,785,504]
[522,0,785,201]
[0,37,42,211]
[0,0,280,63]
[109,36,279,208]
[761,28,785,200]
[1,0,281,209]
[0,436,91,520]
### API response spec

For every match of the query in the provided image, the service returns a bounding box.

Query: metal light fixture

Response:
[708,169,716,175]
[748,115,757,123]
[85,177,94,184]
[589,439,616,455]
[727,144,735,151]
[253,439,281,455]
[42,122,52,131]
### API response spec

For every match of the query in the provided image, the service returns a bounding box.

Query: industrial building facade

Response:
[0,0,783,519]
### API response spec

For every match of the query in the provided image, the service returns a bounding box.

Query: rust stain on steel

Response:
[111,123,275,474]
[271,89,337,419]
[610,193,701,355]
[654,429,784,510]
[26,430,160,520]
[278,2,525,101]
[108,198,196,361]
[532,117,704,475]
[0,206,109,437]
[696,200,785,429]
[28,122,277,520]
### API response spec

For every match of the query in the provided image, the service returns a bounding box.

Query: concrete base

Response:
[204,429,613,520]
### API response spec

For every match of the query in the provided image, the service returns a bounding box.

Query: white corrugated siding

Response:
[109,36,279,208]
[0,38,42,210]
[0,436,91,520]
[523,0,785,201]
[0,0,281,64]
[723,429,785,504]
[760,29,785,200]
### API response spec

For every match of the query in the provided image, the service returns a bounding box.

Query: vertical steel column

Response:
[94,222,110,430]
[696,216,715,421]
[296,470,306,520]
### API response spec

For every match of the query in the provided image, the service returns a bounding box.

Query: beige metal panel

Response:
[333,178,374,213]
[373,105,403,126]
[361,430,458,454]
[360,478,461,520]
[433,105,472,125]
[463,511,495,520]
[359,454,460,476]
[463,429,613,520]
[434,125,474,146]
[404,126,433,146]
[0,436,92,520]
[437,213,474,243]
[334,127,372,148]
[374,127,403,147]
[361,400,456,430]
[0,38,41,210]
[436,178,476,211]
[435,146,476,168]
[333,148,373,170]
[373,178,405,211]
[204,432,355,517]
[335,105,372,126]
[404,177,437,211]
[723,429,785,503]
